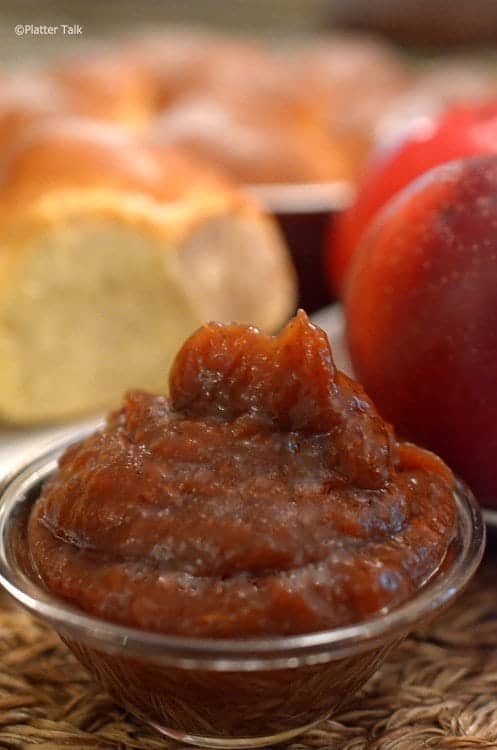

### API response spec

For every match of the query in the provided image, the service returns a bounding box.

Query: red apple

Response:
[329,100,497,296]
[345,154,497,505]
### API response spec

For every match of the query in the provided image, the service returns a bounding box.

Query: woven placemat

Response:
[1,550,497,750]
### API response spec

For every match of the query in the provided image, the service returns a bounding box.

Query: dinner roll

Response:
[47,49,155,128]
[0,72,71,157]
[149,94,353,185]
[293,34,412,177]
[0,119,296,422]
[123,28,268,108]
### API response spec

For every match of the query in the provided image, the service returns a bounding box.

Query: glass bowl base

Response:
[146,714,328,748]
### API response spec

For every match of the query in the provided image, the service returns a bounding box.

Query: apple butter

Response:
[28,311,457,637]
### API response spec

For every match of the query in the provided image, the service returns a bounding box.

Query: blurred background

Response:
[0,0,496,309]
[2,0,497,62]
[0,0,495,430]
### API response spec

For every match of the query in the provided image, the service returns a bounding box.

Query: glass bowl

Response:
[0,431,485,749]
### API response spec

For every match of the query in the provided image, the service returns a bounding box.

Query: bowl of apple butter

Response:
[0,312,484,748]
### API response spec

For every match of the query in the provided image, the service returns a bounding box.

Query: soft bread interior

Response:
[0,213,203,423]
[176,212,296,330]
[0,191,295,423]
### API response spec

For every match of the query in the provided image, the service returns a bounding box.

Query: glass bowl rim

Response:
[0,428,485,670]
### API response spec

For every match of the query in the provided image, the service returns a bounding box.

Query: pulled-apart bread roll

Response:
[123,28,269,109]
[0,119,296,423]
[149,94,352,185]
[0,72,72,157]
[290,34,412,179]
[47,50,156,128]
[145,37,355,184]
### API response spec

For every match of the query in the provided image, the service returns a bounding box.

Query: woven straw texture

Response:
[1,550,497,749]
